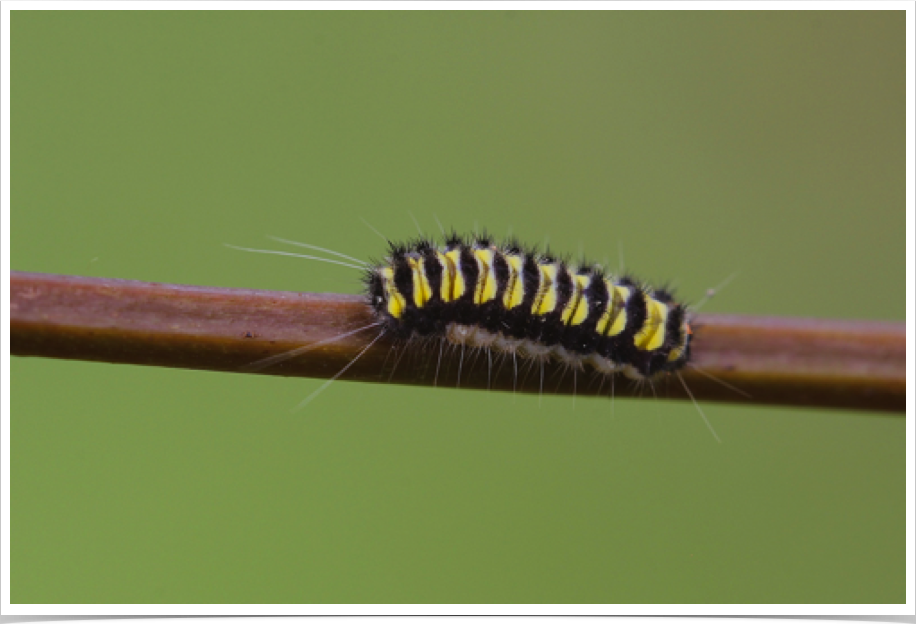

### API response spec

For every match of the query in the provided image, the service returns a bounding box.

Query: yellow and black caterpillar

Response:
[365,233,691,381]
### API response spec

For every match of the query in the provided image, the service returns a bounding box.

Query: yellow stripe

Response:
[473,248,498,304]
[634,295,669,351]
[502,254,525,309]
[408,257,432,308]
[531,263,558,316]
[381,267,406,319]
[667,325,689,361]
[437,250,466,303]
[596,283,630,336]
[561,274,591,326]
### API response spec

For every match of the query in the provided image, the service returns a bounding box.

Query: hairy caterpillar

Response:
[366,232,691,382]
[229,226,733,441]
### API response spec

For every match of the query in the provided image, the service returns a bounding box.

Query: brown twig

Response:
[10,271,905,413]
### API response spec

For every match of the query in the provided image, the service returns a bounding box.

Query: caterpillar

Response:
[228,227,732,441]
[365,232,691,382]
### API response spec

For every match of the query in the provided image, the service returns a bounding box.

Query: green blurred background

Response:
[12,11,905,603]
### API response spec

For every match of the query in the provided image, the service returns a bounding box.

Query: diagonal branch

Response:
[10,271,905,413]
